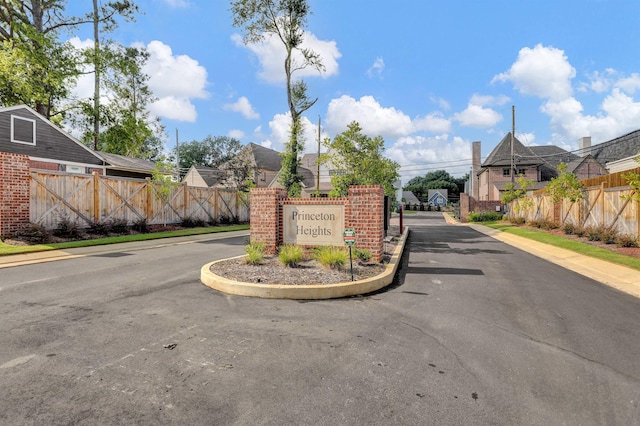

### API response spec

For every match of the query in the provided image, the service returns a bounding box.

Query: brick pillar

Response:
[348,186,384,263]
[459,193,470,222]
[0,152,30,238]
[250,188,287,255]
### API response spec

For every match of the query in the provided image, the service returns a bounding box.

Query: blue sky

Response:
[66,0,640,182]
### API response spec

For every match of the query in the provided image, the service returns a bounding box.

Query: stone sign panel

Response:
[283,204,344,246]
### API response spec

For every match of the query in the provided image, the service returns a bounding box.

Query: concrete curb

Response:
[200,227,409,299]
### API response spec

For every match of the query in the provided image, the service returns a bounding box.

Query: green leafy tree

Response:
[404,170,467,201]
[320,121,400,198]
[151,158,179,226]
[173,136,243,171]
[0,0,138,119]
[231,0,324,196]
[501,175,535,219]
[545,163,583,204]
[621,151,640,204]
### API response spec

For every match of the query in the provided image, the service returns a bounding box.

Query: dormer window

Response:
[11,115,36,145]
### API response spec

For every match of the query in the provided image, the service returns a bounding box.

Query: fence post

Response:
[145,178,152,222]
[601,182,605,228]
[214,188,219,222]
[183,181,189,219]
[93,172,100,224]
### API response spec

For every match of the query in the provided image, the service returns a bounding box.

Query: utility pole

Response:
[511,105,515,184]
[316,116,321,196]
[175,128,179,179]
[92,0,100,150]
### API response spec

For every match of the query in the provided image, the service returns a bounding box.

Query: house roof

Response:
[528,145,579,169]
[98,152,155,174]
[482,133,544,168]
[190,165,222,187]
[247,143,282,171]
[590,129,640,165]
[402,190,420,204]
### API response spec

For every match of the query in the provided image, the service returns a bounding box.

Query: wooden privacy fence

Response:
[30,171,250,229]
[510,183,640,238]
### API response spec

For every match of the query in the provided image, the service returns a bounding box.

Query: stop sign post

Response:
[343,229,356,281]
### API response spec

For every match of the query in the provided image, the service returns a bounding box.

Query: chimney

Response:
[579,136,591,157]
[472,141,481,199]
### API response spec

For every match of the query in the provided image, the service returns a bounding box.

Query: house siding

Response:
[0,106,103,167]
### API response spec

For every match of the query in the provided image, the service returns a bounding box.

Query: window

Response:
[517,168,526,176]
[11,115,36,145]
[502,168,511,176]
[329,169,346,176]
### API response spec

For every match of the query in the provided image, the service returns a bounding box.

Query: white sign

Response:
[283,205,345,245]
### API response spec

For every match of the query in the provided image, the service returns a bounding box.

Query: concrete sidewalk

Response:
[467,222,640,299]
[0,230,250,269]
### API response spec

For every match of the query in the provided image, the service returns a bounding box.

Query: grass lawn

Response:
[0,224,249,257]
[482,221,640,271]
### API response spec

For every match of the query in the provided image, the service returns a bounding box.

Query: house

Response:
[402,190,421,205]
[578,133,640,173]
[427,189,448,207]
[183,165,222,188]
[0,104,157,179]
[472,133,607,201]
[0,104,106,174]
[297,152,333,197]
[217,142,283,189]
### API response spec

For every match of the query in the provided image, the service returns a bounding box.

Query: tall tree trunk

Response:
[93,0,100,150]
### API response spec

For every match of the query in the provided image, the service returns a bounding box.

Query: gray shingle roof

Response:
[248,143,282,171]
[193,165,222,186]
[98,152,155,173]
[482,133,544,167]
[590,130,640,164]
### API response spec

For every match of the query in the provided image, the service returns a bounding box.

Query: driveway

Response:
[1,213,639,425]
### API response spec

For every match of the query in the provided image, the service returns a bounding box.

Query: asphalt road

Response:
[1,213,639,425]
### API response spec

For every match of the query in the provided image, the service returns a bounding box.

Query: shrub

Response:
[106,218,130,234]
[353,247,372,263]
[218,214,232,225]
[53,216,83,239]
[508,216,526,225]
[584,226,602,241]
[616,234,639,248]
[14,223,51,244]
[600,228,618,245]
[468,211,504,222]
[563,223,577,235]
[245,241,266,265]
[132,218,150,233]
[313,246,348,269]
[527,219,559,230]
[88,221,109,235]
[181,216,207,228]
[278,244,304,267]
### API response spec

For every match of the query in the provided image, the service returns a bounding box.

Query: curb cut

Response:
[200,227,409,299]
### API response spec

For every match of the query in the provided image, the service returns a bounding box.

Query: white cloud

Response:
[228,129,245,139]
[453,94,505,129]
[325,95,414,138]
[224,96,260,120]
[162,0,190,7]
[262,113,325,154]
[232,31,341,84]
[616,73,640,94]
[386,135,472,182]
[413,113,451,133]
[493,44,575,100]
[430,96,451,111]
[149,96,197,122]
[454,104,503,128]
[578,69,616,93]
[366,57,385,79]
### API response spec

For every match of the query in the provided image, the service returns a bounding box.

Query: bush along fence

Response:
[0,153,249,238]
[508,182,640,239]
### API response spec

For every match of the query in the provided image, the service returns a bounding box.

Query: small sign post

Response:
[343,228,357,281]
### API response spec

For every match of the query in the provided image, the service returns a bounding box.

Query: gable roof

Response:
[590,129,640,164]
[193,165,222,186]
[246,143,282,171]
[482,132,544,168]
[0,104,104,166]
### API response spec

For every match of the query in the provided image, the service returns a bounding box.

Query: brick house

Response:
[472,133,607,201]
